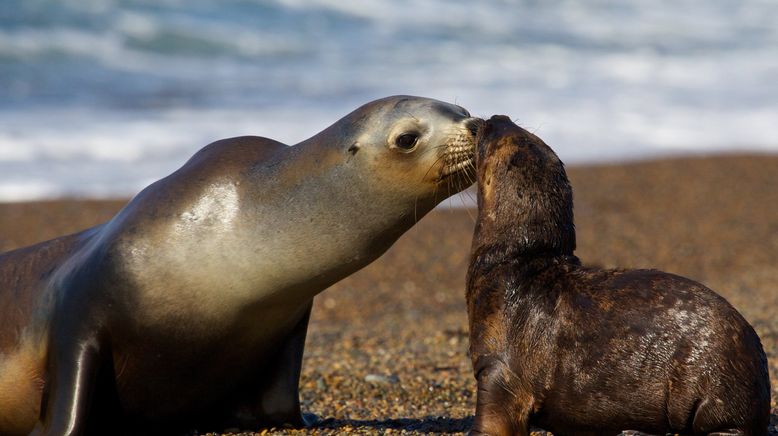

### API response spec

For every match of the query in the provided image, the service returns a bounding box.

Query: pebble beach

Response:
[1,155,776,435]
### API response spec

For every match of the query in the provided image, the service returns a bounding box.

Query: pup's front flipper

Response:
[470,356,531,436]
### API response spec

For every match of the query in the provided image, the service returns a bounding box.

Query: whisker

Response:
[446,167,454,210]
[414,194,419,224]
[422,153,448,183]
[459,164,478,223]
[458,186,476,223]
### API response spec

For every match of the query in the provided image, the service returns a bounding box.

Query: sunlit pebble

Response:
[364,373,400,385]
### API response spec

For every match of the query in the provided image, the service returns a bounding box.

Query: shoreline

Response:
[1,152,776,205]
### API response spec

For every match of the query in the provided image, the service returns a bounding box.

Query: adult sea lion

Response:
[0,96,479,435]
[466,115,770,435]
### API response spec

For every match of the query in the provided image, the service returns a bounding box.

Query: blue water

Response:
[1,0,777,200]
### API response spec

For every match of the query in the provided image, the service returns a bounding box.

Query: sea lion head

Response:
[473,115,575,256]
[324,95,481,208]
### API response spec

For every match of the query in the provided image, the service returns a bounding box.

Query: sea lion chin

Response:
[0,95,479,435]
[466,115,770,436]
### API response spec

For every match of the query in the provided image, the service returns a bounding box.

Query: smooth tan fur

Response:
[0,96,479,435]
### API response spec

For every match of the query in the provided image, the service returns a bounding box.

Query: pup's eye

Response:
[395,133,418,150]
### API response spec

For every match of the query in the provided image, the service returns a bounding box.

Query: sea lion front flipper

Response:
[31,334,104,436]
[234,301,313,429]
[471,356,530,436]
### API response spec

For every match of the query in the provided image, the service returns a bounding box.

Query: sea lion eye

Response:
[395,133,418,151]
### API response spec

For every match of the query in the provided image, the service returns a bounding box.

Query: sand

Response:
[0,154,775,435]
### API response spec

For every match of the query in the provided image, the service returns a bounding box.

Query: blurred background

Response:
[2,0,778,201]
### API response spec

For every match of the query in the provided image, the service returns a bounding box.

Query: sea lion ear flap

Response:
[347,143,360,155]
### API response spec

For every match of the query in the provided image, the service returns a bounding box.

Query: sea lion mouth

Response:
[436,118,482,182]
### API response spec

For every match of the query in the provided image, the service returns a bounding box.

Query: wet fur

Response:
[466,115,770,435]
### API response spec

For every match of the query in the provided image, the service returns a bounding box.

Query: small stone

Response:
[364,373,400,385]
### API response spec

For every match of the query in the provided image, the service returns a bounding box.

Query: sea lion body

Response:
[466,116,770,435]
[0,96,478,435]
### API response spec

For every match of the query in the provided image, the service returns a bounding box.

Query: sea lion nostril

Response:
[456,105,471,118]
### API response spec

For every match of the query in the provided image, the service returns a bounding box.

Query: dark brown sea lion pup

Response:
[466,115,770,436]
[0,96,480,436]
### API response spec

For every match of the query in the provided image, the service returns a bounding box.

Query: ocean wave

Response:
[1,101,776,201]
[2,0,778,200]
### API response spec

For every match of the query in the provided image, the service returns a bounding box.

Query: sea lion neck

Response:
[467,243,580,293]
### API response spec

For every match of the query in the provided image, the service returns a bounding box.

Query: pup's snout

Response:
[478,115,520,146]
[489,115,512,123]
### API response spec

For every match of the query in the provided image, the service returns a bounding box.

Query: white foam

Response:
[3,0,778,201]
[0,27,120,59]
[1,100,776,202]
[0,106,338,201]
[0,181,63,202]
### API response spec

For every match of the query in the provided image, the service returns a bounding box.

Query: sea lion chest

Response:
[85,159,388,415]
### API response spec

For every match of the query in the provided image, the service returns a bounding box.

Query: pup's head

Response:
[473,115,575,256]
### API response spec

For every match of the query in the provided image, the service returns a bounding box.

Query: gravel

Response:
[1,154,775,435]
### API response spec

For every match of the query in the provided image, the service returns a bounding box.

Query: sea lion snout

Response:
[474,115,530,189]
[432,116,481,186]
[481,114,514,134]
[475,115,524,163]
[475,116,563,177]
